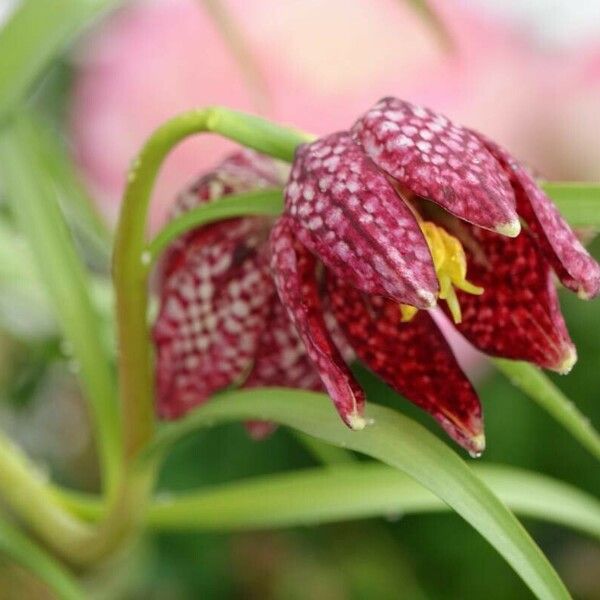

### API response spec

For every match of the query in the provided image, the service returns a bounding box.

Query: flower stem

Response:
[493,359,600,461]
[113,107,310,463]
[0,430,93,561]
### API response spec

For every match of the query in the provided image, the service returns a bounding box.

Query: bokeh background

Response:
[0,0,599,598]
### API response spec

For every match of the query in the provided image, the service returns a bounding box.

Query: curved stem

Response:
[113,107,309,464]
[0,516,85,600]
[0,431,93,560]
[493,359,600,461]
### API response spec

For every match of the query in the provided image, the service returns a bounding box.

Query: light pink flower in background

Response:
[69,0,550,230]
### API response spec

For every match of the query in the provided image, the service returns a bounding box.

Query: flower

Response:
[152,150,351,437]
[154,99,599,454]
[270,97,600,453]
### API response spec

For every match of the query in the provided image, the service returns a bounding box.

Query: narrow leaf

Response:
[0,115,120,493]
[0,0,119,124]
[147,188,283,264]
[494,359,600,461]
[145,464,600,540]
[146,389,570,600]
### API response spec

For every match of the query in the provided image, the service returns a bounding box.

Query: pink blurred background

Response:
[69,0,600,232]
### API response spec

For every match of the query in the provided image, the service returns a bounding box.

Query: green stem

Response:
[0,427,156,567]
[113,107,309,463]
[0,431,93,560]
[0,515,85,600]
[493,359,600,461]
[146,188,284,267]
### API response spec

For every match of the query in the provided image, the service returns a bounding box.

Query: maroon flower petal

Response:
[326,273,484,454]
[243,301,323,440]
[448,224,576,373]
[352,97,519,236]
[270,217,367,429]
[244,301,323,392]
[153,219,275,418]
[476,136,600,299]
[285,131,438,308]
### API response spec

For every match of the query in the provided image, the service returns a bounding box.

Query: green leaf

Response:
[145,389,570,600]
[543,182,600,228]
[0,0,119,125]
[493,359,600,461]
[31,114,112,263]
[142,464,600,540]
[0,114,120,494]
[147,188,283,264]
[0,516,85,600]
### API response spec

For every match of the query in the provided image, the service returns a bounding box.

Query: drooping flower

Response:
[153,150,350,436]
[154,99,599,454]
[270,97,600,452]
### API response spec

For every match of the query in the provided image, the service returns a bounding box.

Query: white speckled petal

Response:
[285,131,438,308]
[352,97,519,236]
[154,219,274,419]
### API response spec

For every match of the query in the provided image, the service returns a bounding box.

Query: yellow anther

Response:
[400,303,419,322]
[400,221,484,324]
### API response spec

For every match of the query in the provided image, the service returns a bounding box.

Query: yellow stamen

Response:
[400,304,419,322]
[400,221,484,324]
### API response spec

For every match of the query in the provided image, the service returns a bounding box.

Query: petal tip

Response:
[347,411,367,431]
[555,345,577,375]
[495,219,521,238]
[467,432,486,458]
[418,289,438,309]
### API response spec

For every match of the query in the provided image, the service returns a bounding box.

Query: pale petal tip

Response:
[495,219,521,238]
[347,412,367,431]
[418,289,438,309]
[467,432,486,458]
[577,288,590,300]
[556,346,577,375]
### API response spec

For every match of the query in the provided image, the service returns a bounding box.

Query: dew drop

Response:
[468,450,483,459]
[141,251,152,266]
[385,511,403,522]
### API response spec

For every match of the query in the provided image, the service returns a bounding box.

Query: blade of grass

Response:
[140,464,600,539]
[0,0,119,125]
[32,113,112,263]
[0,114,120,494]
[493,359,600,461]
[142,389,570,600]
